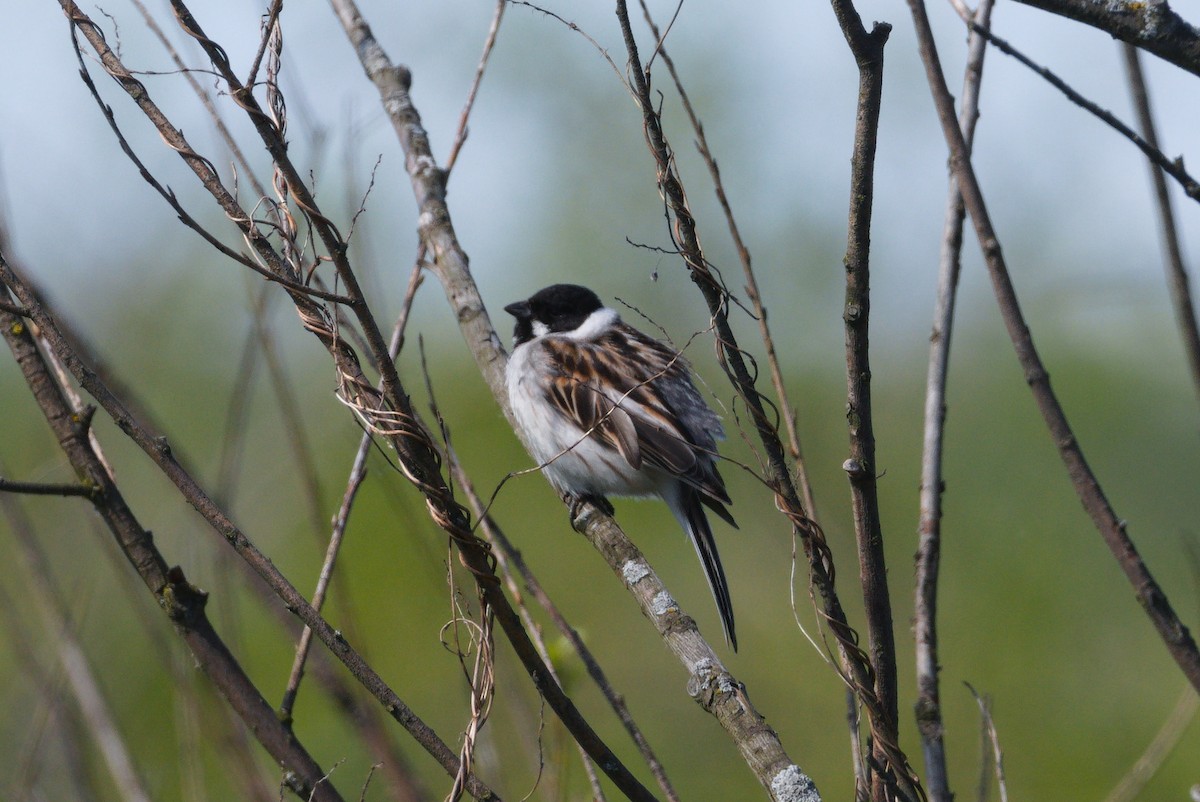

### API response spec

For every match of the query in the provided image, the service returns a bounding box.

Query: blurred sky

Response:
[1,0,1197,360]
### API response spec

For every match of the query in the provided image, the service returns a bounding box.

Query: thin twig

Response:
[1102,683,1199,802]
[128,0,266,196]
[954,13,1200,203]
[246,0,284,89]
[634,0,816,516]
[423,349,497,802]
[907,0,1200,693]
[964,684,1006,802]
[1,247,495,799]
[974,699,993,802]
[329,2,805,799]
[70,37,352,304]
[448,450,676,802]
[0,477,97,498]
[0,297,28,316]
[0,272,346,802]
[1120,43,1200,405]
[506,1,630,93]
[445,0,505,175]
[0,489,151,802]
[1006,0,1200,79]
[914,1,994,799]
[278,467,367,724]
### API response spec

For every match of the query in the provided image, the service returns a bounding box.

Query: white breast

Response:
[506,340,659,499]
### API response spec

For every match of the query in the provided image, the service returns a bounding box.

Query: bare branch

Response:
[956,14,1200,203]
[1121,43,1200,403]
[634,0,817,516]
[0,489,152,802]
[906,0,1200,694]
[1,250,497,800]
[0,476,97,498]
[1008,0,1200,78]
[0,263,345,802]
[915,1,994,798]
[615,0,920,797]
[824,5,912,799]
[445,0,506,175]
[964,685,1007,802]
[325,2,826,798]
[277,466,366,724]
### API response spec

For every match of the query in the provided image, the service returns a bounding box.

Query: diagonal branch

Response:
[0,274,344,802]
[907,0,1200,695]
[4,256,495,801]
[328,1,818,798]
[1008,0,1200,78]
[615,0,921,797]
[956,15,1200,204]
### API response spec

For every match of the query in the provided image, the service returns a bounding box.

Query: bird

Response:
[503,283,739,650]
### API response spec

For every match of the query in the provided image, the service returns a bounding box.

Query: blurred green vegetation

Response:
[5,0,1199,798]
[1,254,1197,801]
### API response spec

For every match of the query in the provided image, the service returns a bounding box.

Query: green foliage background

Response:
[1,1,1198,800]
[1,257,1197,800]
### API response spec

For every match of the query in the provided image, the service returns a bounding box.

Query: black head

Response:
[504,284,604,345]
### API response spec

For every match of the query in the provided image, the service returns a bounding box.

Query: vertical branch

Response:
[328,3,820,799]
[837,21,896,798]
[827,3,908,800]
[914,1,994,799]
[905,0,1200,693]
[278,467,366,722]
[965,685,1007,802]
[613,0,920,797]
[1120,43,1200,406]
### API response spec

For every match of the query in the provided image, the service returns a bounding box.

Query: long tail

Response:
[670,484,737,651]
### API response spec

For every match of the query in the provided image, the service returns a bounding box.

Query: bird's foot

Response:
[565,493,614,523]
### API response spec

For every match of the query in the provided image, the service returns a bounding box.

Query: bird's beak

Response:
[504,300,531,318]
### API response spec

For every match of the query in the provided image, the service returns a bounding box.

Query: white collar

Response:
[564,307,619,340]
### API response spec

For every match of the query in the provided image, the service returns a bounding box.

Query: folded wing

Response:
[540,326,735,524]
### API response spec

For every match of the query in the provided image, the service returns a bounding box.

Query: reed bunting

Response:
[504,284,738,649]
